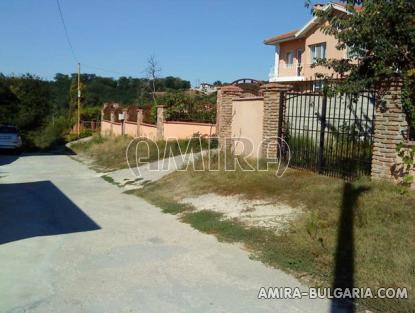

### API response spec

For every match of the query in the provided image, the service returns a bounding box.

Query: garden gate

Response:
[280,80,376,179]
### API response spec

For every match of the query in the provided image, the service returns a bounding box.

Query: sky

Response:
[0,0,315,85]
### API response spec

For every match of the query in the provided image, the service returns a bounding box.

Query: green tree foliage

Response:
[159,90,217,123]
[310,0,415,135]
[0,73,192,148]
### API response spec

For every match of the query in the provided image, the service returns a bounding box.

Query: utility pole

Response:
[77,62,81,137]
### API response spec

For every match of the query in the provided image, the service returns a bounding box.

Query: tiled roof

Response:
[264,2,363,45]
[263,29,298,45]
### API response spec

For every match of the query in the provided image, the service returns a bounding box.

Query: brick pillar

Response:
[216,85,243,150]
[261,82,290,159]
[157,105,165,140]
[371,81,408,180]
[137,109,143,137]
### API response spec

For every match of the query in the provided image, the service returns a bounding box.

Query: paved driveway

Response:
[0,153,334,313]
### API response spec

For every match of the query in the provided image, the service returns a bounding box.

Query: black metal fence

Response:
[281,80,376,179]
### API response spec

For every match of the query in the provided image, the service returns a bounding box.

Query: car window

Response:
[0,126,19,134]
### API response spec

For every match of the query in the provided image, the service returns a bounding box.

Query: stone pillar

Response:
[371,81,408,181]
[261,82,290,159]
[110,110,115,135]
[156,105,165,140]
[216,85,243,150]
[137,109,143,137]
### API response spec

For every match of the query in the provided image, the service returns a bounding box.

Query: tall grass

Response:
[71,134,216,171]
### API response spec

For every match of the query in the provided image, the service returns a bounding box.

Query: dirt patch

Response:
[180,193,302,232]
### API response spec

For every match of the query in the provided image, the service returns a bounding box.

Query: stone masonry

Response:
[216,85,243,150]
[371,81,409,181]
[261,82,291,159]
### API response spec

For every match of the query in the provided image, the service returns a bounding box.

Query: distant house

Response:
[192,83,217,95]
[264,2,359,82]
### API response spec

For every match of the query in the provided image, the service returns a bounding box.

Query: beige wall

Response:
[303,24,345,78]
[231,98,264,157]
[140,123,157,139]
[278,24,346,79]
[164,121,216,139]
[279,39,305,77]
[101,120,112,135]
[124,121,138,137]
[111,122,122,136]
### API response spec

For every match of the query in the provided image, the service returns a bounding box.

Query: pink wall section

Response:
[101,120,112,135]
[277,24,346,79]
[100,119,214,140]
[124,121,138,137]
[163,122,216,139]
[279,39,305,77]
[140,124,157,139]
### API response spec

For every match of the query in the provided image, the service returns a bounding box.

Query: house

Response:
[264,2,358,82]
[192,83,218,95]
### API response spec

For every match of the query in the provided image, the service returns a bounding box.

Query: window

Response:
[286,51,294,67]
[310,43,327,64]
[313,80,324,92]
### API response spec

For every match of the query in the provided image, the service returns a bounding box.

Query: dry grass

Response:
[70,134,215,171]
[134,153,415,313]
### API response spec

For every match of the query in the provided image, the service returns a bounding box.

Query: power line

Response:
[83,64,130,76]
[55,0,135,77]
[56,0,78,63]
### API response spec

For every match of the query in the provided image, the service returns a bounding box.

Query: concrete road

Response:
[0,153,335,313]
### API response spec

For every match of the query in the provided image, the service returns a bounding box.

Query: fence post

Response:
[122,108,128,136]
[371,80,408,181]
[137,109,143,137]
[110,110,115,135]
[157,105,165,140]
[318,90,328,173]
[261,82,291,159]
[216,85,243,150]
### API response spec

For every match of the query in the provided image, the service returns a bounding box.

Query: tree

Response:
[308,0,415,136]
[144,55,161,106]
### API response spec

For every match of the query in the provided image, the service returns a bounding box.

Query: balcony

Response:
[269,63,306,82]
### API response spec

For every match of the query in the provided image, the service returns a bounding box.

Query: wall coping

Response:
[164,121,215,126]
[218,85,244,92]
[233,97,264,102]
[125,121,138,125]
[141,122,157,128]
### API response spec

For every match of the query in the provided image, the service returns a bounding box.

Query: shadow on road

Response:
[0,180,100,245]
[331,182,370,313]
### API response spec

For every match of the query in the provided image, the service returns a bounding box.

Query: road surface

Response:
[0,153,335,313]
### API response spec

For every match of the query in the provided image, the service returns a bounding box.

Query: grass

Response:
[131,153,415,313]
[70,134,216,171]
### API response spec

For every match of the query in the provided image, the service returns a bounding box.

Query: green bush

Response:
[29,116,71,149]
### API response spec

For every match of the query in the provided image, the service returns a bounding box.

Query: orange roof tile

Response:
[263,29,298,45]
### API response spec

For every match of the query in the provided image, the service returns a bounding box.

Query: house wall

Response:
[303,24,345,78]
[277,24,346,80]
[163,121,216,139]
[278,39,305,77]
[231,98,264,157]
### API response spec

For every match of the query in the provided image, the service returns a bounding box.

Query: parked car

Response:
[0,125,22,152]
